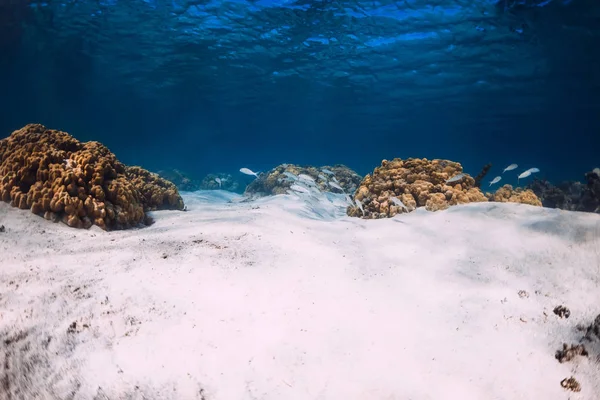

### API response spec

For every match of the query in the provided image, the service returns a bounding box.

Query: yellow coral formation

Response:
[348,158,488,218]
[0,124,184,230]
[487,184,542,207]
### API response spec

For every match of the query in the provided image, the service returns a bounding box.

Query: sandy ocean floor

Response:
[1,190,600,400]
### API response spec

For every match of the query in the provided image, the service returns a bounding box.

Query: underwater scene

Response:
[0,0,599,399]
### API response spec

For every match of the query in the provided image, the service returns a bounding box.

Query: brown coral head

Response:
[0,124,185,230]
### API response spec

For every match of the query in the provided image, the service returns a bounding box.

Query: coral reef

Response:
[244,164,361,197]
[124,166,184,211]
[347,158,488,218]
[199,173,242,193]
[527,168,600,213]
[157,169,201,192]
[0,124,184,230]
[486,184,542,207]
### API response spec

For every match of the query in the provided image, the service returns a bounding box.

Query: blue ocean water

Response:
[0,0,598,184]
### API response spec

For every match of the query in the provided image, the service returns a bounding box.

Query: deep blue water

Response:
[0,0,598,184]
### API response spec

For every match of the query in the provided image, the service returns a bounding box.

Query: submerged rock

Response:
[527,168,600,213]
[244,164,361,197]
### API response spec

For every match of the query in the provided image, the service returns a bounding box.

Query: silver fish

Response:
[503,163,518,173]
[321,168,334,175]
[446,173,466,184]
[355,199,364,215]
[318,174,327,181]
[390,196,408,212]
[517,170,532,181]
[518,167,540,182]
[489,176,501,187]
[240,167,259,177]
[215,177,222,188]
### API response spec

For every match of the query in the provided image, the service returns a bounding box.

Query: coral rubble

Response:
[0,124,184,230]
[347,158,488,218]
[244,164,361,197]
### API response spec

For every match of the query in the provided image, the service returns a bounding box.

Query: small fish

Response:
[355,199,364,215]
[281,163,289,168]
[503,163,518,173]
[517,170,532,181]
[318,174,327,181]
[445,173,466,184]
[390,197,408,212]
[518,167,540,182]
[240,167,260,177]
[215,177,222,188]
[321,168,334,175]
[328,181,344,191]
[489,176,501,187]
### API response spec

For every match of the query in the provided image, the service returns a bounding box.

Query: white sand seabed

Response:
[1,190,600,400]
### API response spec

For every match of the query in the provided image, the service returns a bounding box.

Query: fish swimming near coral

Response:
[390,196,409,212]
[489,176,501,187]
[240,167,260,178]
[215,177,222,188]
[517,170,531,182]
[517,167,540,182]
[445,173,466,184]
[503,163,518,173]
[321,168,334,175]
[355,198,364,216]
